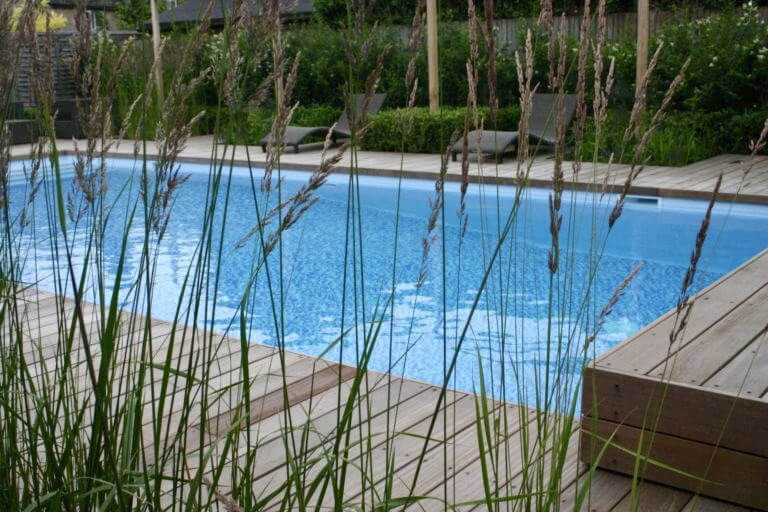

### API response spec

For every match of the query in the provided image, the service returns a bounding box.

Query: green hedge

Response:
[579,109,768,166]
[241,105,766,165]
[242,105,520,153]
[360,106,521,153]
[245,106,341,143]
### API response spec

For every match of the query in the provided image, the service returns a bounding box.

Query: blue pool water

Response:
[7,157,768,404]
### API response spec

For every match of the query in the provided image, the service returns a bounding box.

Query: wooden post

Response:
[426,0,439,112]
[636,0,649,97]
[149,0,164,103]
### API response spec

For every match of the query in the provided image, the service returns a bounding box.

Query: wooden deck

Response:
[581,249,768,510]
[11,284,763,511]
[9,137,768,204]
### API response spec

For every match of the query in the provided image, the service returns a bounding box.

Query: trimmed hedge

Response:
[245,106,341,143]
[241,105,520,154]
[360,106,521,153]
[238,106,766,167]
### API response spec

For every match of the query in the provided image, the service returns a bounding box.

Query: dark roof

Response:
[148,0,314,31]
[48,0,117,9]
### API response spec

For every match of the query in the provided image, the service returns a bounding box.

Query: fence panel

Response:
[395,7,768,50]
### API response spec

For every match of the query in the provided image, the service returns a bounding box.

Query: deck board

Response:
[704,334,768,400]
[647,285,768,385]
[595,249,768,375]
[11,286,751,511]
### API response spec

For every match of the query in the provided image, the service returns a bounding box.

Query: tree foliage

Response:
[11,0,67,32]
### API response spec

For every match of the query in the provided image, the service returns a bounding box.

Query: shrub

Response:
[246,22,519,110]
[649,4,768,113]
[313,0,761,24]
[579,109,768,166]
[360,106,520,153]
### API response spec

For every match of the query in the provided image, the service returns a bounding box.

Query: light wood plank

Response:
[581,419,768,510]
[595,249,768,375]
[582,366,768,457]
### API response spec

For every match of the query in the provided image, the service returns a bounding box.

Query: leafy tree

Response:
[115,0,171,30]
[11,0,68,31]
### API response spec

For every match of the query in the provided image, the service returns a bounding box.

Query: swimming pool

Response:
[7,157,768,404]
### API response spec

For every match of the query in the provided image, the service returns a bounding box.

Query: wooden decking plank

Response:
[582,366,768,457]
[208,377,434,492]
[647,284,768,384]
[66,322,214,400]
[712,170,757,192]
[563,164,615,192]
[558,468,632,511]
[9,293,61,321]
[331,394,486,508]
[703,331,768,400]
[595,249,768,375]
[414,412,548,511]
[680,496,754,512]
[169,361,359,461]
[381,404,529,510]
[20,302,168,367]
[136,337,294,417]
[27,320,158,388]
[203,359,358,437]
[22,306,120,379]
[27,313,166,382]
[659,169,730,194]
[459,427,582,512]
[527,159,559,179]
[746,181,768,196]
[689,168,752,192]
[18,301,100,346]
[148,350,309,438]
[233,383,448,506]
[629,163,678,182]
[581,419,768,509]
[225,371,359,451]
[678,155,738,174]
[609,481,692,512]
[17,302,78,334]
[592,165,635,189]
[61,326,248,434]
[13,137,768,204]
[155,376,363,506]
[742,170,768,193]
[141,353,314,464]
[258,387,470,510]
[660,157,739,187]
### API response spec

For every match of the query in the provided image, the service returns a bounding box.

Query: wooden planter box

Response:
[580,249,768,510]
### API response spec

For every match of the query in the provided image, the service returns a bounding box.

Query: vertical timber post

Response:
[426,0,439,112]
[150,0,164,103]
[636,0,649,97]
